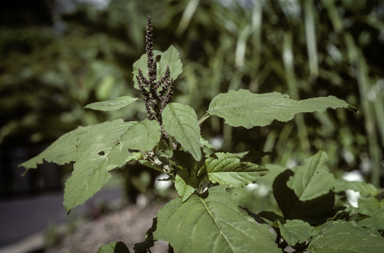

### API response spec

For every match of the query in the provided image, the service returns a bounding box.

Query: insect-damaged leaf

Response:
[22,119,161,213]
[20,125,91,173]
[153,185,281,253]
[207,89,357,129]
[63,119,161,212]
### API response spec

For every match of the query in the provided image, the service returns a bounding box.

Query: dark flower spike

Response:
[146,15,157,86]
[136,15,175,138]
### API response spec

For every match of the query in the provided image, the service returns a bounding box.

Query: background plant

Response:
[20,14,384,253]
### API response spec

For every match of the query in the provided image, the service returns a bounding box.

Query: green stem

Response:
[198,113,210,125]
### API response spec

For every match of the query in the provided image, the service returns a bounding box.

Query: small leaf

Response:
[287,151,334,201]
[175,170,198,202]
[132,45,182,89]
[208,90,357,129]
[162,103,201,161]
[200,137,216,150]
[273,169,335,224]
[84,96,139,111]
[357,197,384,230]
[307,220,384,253]
[205,153,269,188]
[97,241,130,253]
[153,185,281,253]
[277,220,313,246]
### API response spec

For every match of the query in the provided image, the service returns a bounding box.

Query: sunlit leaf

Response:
[153,185,281,253]
[276,220,313,246]
[20,125,91,173]
[307,220,384,253]
[287,151,334,201]
[208,89,357,128]
[36,119,160,213]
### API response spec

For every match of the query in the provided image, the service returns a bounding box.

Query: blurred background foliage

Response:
[1,0,383,201]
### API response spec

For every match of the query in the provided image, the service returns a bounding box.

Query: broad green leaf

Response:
[20,125,91,173]
[162,103,201,161]
[287,151,334,201]
[64,119,161,212]
[205,153,269,188]
[207,89,357,128]
[153,185,281,253]
[132,45,183,89]
[84,96,139,111]
[276,220,313,246]
[97,241,130,253]
[334,179,379,197]
[307,220,384,253]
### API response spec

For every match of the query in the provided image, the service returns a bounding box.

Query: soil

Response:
[46,203,169,253]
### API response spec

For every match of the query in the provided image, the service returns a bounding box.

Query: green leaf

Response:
[273,169,335,225]
[287,151,334,201]
[205,153,269,188]
[175,170,198,202]
[132,45,182,89]
[207,90,357,129]
[97,241,130,253]
[84,96,139,111]
[357,197,384,230]
[162,103,201,161]
[334,179,379,197]
[20,125,91,173]
[276,220,313,246]
[153,185,281,253]
[19,126,90,172]
[64,119,161,212]
[200,137,216,150]
[307,220,384,253]
[157,45,183,81]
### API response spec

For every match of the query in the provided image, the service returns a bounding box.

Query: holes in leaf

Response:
[156,55,161,62]
[98,151,105,156]
[115,141,121,146]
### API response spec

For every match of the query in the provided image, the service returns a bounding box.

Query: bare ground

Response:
[46,203,169,253]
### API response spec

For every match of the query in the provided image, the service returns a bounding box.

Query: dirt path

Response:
[47,203,169,253]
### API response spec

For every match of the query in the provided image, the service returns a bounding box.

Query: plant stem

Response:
[198,113,210,125]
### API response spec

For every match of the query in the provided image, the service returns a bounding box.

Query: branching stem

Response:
[198,113,210,125]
